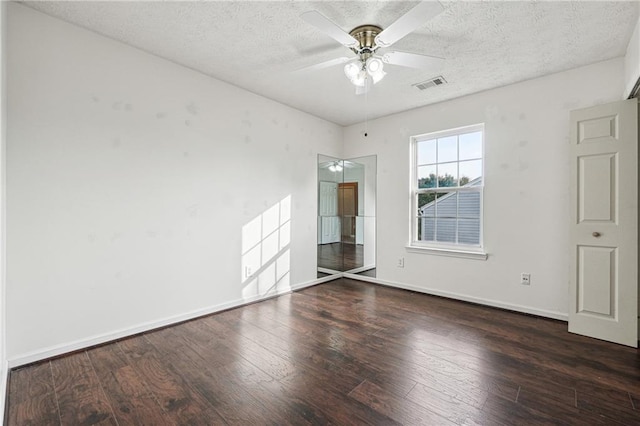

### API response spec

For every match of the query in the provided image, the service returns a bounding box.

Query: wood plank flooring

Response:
[317,243,364,272]
[6,278,640,425]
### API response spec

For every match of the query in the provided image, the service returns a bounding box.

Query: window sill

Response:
[405,245,488,260]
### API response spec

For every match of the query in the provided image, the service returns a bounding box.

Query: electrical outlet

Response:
[397,258,405,268]
[521,273,531,285]
[245,266,253,278]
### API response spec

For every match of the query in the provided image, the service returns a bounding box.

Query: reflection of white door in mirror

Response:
[338,182,358,243]
[319,181,340,244]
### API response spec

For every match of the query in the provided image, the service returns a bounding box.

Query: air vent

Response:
[413,76,447,91]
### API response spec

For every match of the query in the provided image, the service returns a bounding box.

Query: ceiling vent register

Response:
[414,76,447,90]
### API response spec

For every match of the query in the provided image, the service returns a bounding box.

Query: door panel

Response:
[320,216,340,244]
[569,99,637,347]
[578,154,616,223]
[319,181,338,216]
[577,245,615,317]
[578,115,617,143]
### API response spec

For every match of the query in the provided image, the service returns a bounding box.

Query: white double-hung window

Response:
[410,124,485,255]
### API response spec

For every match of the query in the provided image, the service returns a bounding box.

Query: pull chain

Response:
[364,78,369,137]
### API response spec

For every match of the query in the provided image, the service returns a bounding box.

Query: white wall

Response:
[6,3,342,363]
[0,0,7,416]
[343,58,625,319]
[624,15,640,98]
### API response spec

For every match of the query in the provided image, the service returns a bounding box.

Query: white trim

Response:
[318,267,341,275]
[293,274,341,288]
[342,272,378,283]
[416,185,482,195]
[343,264,375,274]
[624,15,640,99]
[8,275,334,368]
[346,275,568,321]
[405,245,488,260]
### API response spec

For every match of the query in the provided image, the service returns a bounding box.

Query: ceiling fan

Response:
[298,1,445,94]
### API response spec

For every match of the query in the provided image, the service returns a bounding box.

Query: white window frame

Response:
[408,123,487,260]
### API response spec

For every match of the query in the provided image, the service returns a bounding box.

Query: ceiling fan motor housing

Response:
[349,25,383,59]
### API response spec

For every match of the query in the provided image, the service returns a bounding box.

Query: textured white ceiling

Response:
[20,1,640,126]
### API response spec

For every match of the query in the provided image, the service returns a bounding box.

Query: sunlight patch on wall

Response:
[241,196,291,300]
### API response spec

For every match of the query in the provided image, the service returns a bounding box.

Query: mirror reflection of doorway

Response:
[318,181,340,244]
[338,182,357,244]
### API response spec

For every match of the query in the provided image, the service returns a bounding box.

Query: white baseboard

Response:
[343,264,375,274]
[294,274,341,288]
[7,272,568,368]
[345,275,569,322]
[317,267,341,275]
[342,272,377,282]
[8,275,334,368]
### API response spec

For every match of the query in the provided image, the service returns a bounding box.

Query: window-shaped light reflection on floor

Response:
[241,195,291,300]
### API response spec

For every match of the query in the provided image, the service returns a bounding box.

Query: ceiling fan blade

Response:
[301,11,359,49]
[374,1,444,48]
[292,57,351,74]
[381,51,444,70]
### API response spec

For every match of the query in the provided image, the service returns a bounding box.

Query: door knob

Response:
[592,232,601,238]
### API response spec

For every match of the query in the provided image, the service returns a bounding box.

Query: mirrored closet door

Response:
[317,154,376,278]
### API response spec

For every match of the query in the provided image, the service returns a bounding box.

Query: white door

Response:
[569,98,638,347]
[319,181,340,244]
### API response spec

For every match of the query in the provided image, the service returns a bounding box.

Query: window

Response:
[411,124,484,251]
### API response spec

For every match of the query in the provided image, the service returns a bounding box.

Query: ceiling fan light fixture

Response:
[371,70,386,84]
[344,59,383,87]
[328,161,343,172]
[352,70,368,87]
[365,57,386,84]
[344,61,361,80]
[366,57,383,74]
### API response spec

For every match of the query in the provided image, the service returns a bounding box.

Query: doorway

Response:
[338,182,358,243]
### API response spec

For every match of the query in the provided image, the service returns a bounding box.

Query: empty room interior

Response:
[3,0,640,424]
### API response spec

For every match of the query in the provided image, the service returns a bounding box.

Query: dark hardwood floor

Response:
[7,278,640,425]
[317,242,364,272]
